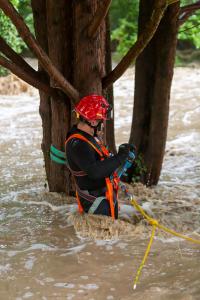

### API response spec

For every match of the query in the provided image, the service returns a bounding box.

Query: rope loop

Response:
[148,218,159,226]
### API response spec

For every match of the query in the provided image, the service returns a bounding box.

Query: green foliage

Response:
[111,18,138,56]
[110,0,139,57]
[0,0,21,76]
[178,12,200,49]
[18,0,34,35]
[122,153,147,184]
[110,0,200,58]
[0,0,34,76]
[178,0,200,50]
[17,0,34,55]
[131,153,147,183]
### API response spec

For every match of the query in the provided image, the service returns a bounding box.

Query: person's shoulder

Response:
[66,135,83,148]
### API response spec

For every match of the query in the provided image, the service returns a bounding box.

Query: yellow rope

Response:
[130,197,200,245]
[129,196,200,289]
[133,225,156,289]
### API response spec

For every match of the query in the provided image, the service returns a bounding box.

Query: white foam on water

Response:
[43,277,55,283]
[66,294,75,300]
[116,242,128,250]
[22,292,34,299]
[80,275,89,280]
[0,243,59,257]
[17,200,71,212]
[95,239,118,247]
[60,244,86,256]
[106,296,114,300]
[79,283,99,290]
[167,132,200,152]
[0,263,12,275]
[24,256,36,271]
[54,283,75,288]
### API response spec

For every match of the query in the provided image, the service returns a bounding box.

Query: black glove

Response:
[129,143,137,153]
[117,143,131,164]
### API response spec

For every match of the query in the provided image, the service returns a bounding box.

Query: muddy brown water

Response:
[0,67,200,299]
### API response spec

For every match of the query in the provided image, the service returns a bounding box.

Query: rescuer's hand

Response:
[129,143,137,153]
[117,143,131,163]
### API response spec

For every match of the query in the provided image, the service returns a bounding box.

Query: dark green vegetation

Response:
[1,0,200,71]
[111,0,200,59]
[0,0,33,75]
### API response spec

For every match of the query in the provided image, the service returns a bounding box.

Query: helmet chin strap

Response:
[80,116,102,130]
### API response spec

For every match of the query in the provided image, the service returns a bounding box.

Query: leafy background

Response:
[1,0,200,75]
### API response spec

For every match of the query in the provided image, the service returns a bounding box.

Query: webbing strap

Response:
[65,134,103,157]
[88,196,106,214]
[75,190,84,214]
[105,177,115,219]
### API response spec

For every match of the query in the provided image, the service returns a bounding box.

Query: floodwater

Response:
[0,67,200,300]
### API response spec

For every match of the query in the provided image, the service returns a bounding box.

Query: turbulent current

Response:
[0,67,200,300]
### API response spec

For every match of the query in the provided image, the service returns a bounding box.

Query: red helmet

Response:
[75,94,111,121]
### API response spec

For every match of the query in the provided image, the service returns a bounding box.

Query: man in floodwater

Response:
[65,95,131,219]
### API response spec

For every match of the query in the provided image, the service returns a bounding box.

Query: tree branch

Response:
[167,0,179,5]
[0,35,61,98]
[179,1,200,26]
[102,0,168,89]
[180,1,200,13]
[0,0,79,103]
[0,35,37,76]
[88,0,112,38]
[0,55,58,97]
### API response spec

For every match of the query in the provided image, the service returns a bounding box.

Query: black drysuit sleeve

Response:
[67,139,125,180]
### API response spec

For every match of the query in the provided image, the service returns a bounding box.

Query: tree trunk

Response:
[31,0,52,187]
[129,1,180,185]
[72,0,110,143]
[104,15,116,153]
[72,0,106,96]
[46,0,73,192]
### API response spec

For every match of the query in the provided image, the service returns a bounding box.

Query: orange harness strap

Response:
[65,134,103,157]
[75,190,84,214]
[65,133,117,219]
[105,177,115,219]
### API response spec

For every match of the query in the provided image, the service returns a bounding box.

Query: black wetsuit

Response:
[65,126,127,218]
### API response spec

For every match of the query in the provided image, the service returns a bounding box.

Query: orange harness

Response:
[65,133,119,219]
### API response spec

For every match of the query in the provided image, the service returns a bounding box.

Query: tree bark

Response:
[129,0,180,185]
[103,15,116,153]
[72,0,106,97]
[88,0,112,38]
[46,0,72,192]
[31,0,52,188]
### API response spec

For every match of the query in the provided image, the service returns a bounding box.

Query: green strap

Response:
[50,145,66,159]
[50,152,66,165]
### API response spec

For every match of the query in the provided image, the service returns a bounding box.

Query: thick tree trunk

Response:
[104,15,116,153]
[129,1,180,185]
[72,0,106,96]
[46,0,73,192]
[71,0,109,147]
[31,0,52,187]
